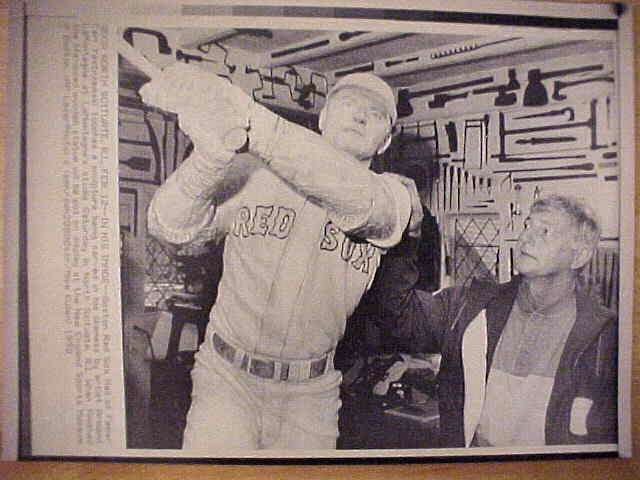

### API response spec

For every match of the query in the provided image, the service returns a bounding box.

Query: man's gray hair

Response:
[530,194,601,249]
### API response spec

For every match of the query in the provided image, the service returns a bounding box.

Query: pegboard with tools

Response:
[393,47,617,293]
[117,27,619,301]
[118,27,331,117]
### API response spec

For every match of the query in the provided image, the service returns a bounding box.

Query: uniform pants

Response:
[182,339,342,452]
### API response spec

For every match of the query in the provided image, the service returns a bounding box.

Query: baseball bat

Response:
[117,37,249,151]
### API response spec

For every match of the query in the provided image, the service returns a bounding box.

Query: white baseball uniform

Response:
[149,149,410,451]
[145,66,413,451]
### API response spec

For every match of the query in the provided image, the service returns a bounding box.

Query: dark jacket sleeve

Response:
[371,236,466,353]
[583,317,618,444]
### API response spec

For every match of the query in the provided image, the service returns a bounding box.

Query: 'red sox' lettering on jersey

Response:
[232,204,296,239]
[202,166,395,359]
[320,220,376,274]
[231,203,375,276]
[150,164,406,359]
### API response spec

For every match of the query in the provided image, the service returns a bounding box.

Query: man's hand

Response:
[385,174,424,238]
[139,63,251,154]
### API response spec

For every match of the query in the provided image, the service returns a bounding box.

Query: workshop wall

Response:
[390,47,618,308]
[116,30,619,314]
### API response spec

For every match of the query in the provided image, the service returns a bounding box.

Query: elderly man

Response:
[141,64,423,451]
[376,195,617,447]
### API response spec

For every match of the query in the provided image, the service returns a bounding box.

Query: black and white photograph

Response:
[116,10,625,456]
[3,0,636,467]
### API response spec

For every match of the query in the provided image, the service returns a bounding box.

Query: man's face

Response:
[514,208,580,278]
[321,86,392,161]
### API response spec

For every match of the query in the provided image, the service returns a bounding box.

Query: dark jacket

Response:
[375,240,618,448]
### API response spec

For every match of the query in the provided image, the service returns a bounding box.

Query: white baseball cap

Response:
[328,73,397,125]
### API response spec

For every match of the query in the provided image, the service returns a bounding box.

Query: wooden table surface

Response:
[1,0,639,478]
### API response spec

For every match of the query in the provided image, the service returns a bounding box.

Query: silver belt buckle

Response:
[213,332,332,382]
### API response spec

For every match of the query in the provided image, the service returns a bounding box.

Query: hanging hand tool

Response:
[494,162,594,173]
[430,37,521,60]
[442,162,449,212]
[123,28,172,55]
[498,154,587,163]
[195,41,237,75]
[444,121,458,152]
[244,65,266,101]
[552,74,614,101]
[463,118,487,170]
[494,98,606,161]
[256,67,278,100]
[176,49,204,63]
[176,49,226,69]
[285,69,327,110]
[449,165,457,211]
[244,66,326,109]
[428,91,468,109]
[514,136,577,145]
[396,76,493,117]
[310,72,328,106]
[588,99,607,150]
[514,107,575,122]
[471,68,520,106]
[513,172,597,183]
[522,64,603,106]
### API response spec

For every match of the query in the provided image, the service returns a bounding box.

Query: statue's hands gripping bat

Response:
[118,38,252,158]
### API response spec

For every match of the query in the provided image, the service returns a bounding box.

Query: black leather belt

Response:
[212,332,333,382]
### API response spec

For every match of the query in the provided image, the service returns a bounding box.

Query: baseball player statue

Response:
[141,63,423,451]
